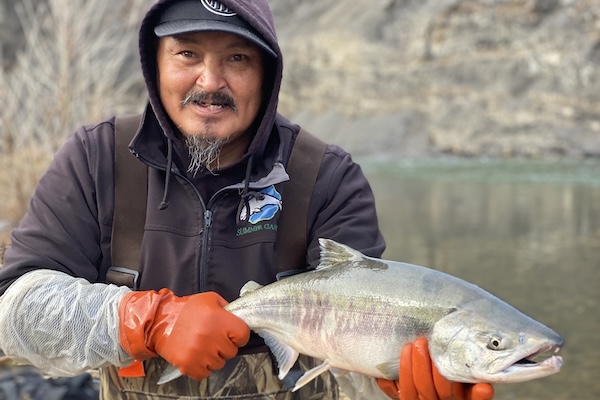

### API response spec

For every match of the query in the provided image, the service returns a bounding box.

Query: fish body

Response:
[160,239,563,390]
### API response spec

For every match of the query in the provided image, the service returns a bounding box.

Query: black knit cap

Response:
[154,0,277,58]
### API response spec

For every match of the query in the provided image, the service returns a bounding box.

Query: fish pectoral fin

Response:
[292,360,332,392]
[376,359,400,380]
[157,364,181,385]
[332,370,393,400]
[239,281,264,296]
[317,239,365,270]
[256,330,299,380]
[331,367,377,393]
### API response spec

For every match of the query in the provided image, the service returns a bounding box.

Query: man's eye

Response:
[179,51,195,58]
[231,54,247,62]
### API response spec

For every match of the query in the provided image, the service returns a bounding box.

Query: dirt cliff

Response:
[272,0,600,158]
[2,0,599,159]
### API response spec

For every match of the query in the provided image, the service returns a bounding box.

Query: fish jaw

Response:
[432,333,564,384]
[462,338,564,383]
[429,301,564,384]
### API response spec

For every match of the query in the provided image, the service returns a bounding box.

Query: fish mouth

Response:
[487,342,563,383]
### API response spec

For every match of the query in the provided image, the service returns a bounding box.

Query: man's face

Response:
[157,31,265,145]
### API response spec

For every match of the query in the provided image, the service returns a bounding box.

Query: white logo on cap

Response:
[200,0,237,17]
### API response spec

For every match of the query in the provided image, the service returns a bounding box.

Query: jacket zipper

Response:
[134,151,282,292]
[197,188,234,291]
[134,151,213,292]
[199,209,213,291]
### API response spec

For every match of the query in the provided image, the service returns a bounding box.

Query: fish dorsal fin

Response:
[255,329,299,380]
[239,280,264,296]
[317,238,365,270]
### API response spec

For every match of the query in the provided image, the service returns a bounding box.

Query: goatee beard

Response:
[184,135,227,176]
[180,88,236,176]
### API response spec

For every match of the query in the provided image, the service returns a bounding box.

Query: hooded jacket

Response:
[0,0,384,300]
[0,0,385,397]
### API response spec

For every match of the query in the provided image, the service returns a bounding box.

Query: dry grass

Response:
[0,0,148,256]
[0,146,53,226]
[0,146,52,264]
[0,244,6,265]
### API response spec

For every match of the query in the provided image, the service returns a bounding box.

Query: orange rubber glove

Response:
[377,338,494,400]
[119,289,250,381]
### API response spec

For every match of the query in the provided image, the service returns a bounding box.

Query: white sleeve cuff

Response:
[0,269,134,376]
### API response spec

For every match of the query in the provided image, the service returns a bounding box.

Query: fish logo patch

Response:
[239,186,282,225]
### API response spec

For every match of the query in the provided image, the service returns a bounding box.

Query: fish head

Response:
[428,298,563,384]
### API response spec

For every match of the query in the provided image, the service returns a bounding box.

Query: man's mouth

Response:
[183,90,237,113]
[196,101,228,111]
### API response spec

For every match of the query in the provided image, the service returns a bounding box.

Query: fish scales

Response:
[227,265,454,377]
[229,283,417,376]
[158,239,564,394]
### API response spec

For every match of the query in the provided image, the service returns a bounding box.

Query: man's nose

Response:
[196,61,226,92]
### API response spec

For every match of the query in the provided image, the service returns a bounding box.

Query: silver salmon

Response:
[159,239,563,392]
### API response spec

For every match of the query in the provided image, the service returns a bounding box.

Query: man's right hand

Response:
[118,289,250,380]
[377,338,494,400]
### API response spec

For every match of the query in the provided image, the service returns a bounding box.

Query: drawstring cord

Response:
[236,155,261,226]
[159,143,259,218]
[158,139,174,210]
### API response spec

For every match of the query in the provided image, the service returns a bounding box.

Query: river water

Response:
[361,158,600,400]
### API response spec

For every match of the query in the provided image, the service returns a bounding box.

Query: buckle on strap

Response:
[106,266,140,290]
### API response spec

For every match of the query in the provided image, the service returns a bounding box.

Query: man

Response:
[0,0,493,399]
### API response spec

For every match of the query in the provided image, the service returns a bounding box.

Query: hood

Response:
[137,0,283,161]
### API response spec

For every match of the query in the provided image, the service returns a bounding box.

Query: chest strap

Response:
[108,115,147,289]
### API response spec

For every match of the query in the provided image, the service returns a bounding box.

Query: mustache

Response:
[182,90,237,112]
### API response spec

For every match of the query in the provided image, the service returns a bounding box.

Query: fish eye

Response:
[487,336,503,350]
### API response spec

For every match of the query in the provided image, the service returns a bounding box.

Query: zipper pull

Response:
[204,209,213,228]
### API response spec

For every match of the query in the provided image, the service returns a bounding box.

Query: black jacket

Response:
[0,0,384,304]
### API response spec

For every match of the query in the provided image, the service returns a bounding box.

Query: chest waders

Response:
[101,114,339,400]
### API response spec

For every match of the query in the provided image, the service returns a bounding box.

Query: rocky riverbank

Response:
[272,0,600,159]
[1,0,599,160]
